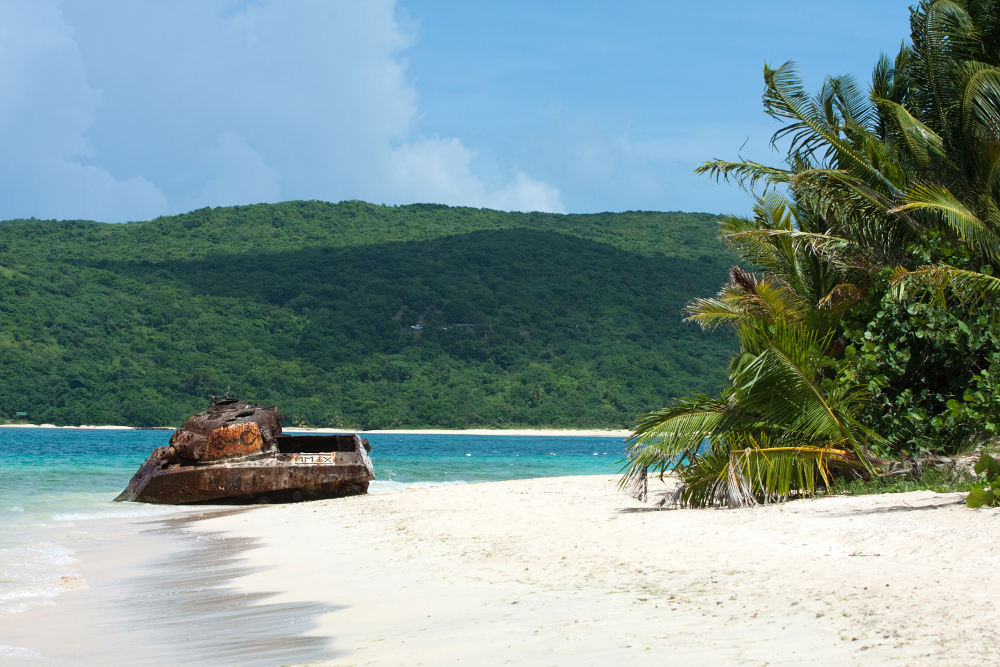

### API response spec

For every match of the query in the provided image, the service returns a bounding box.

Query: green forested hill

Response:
[0,201,736,427]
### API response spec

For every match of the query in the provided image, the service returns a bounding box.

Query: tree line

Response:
[0,202,736,428]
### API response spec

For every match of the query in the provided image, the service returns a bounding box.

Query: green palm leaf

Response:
[890,264,1000,309]
[909,0,978,145]
[959,62,1000,141]
[892,183,1000,261]
[876,97,947,172]
[622,321,878,506]
[763,62,900,193]
[695,159,794,191]
[669,439,862,508]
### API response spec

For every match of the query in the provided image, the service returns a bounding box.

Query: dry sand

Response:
[184,475,1000,666]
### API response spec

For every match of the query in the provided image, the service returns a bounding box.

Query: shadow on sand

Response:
[122,509,343,666]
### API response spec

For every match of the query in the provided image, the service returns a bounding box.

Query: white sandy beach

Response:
[181,474,1000,666]
[4,475,999,665]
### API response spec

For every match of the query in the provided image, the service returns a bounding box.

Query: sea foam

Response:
[0,542,78,614]
[0,644,44,659]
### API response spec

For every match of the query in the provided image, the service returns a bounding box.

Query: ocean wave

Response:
[0,543,77,568]
[51,504,185,522]
[0,543,78,615]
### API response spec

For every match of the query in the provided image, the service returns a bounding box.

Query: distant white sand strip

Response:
[0,423,137,429]
[283,427,630,437]
[0,424,628,437]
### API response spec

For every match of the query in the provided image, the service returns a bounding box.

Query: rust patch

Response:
[170,429,207,460]
[204,422,264,461]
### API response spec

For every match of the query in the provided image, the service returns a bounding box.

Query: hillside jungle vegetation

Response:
[0,202,736,427]
[623,0,1000,507]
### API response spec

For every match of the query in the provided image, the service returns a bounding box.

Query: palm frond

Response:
[892,183,1000,261]
[876,97,948,172]
[732,326,877,471]
[764,62,901,193]
[723,227,856,257]
[619,395,730,498]
[890,263,1000,309]
[695,159,793,191]
[623,317,879,506]
[828,73,878,131]
[959,62,1000,140]
[685,276,809,332]
[684,293,744,330]
[716,198,805,283]
[670,440,861,508]
[909,0,979,144]
[817,283,866,312]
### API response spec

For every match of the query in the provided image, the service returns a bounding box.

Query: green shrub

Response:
[842,294,1000,456]
[967,453,1000,508]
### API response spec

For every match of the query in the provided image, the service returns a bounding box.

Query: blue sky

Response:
[1,0,913,222]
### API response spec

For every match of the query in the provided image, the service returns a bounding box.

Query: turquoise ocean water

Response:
[0,427,625,619]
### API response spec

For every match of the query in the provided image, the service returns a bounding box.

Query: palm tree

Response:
[888,1,1000,296]
[623,0,1000,506]
[622,303,881,507]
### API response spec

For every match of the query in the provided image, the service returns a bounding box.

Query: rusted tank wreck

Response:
[116,397,374,504]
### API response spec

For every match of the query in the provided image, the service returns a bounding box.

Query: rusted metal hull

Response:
[115,398,375,504]
[116,449,375,504]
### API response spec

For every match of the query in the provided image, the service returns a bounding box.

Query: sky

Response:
[0,0,915,222]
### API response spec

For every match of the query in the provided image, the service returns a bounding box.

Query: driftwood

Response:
[871,451,982,481]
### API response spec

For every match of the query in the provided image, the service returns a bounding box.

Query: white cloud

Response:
[387,138,565,212]
[0,0,562,221]
[552,118,779,214]
[487,173,565,214]
[192,131,281,211]
[0,0,167,221]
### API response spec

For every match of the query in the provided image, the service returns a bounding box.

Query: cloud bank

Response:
[0,0,563,222]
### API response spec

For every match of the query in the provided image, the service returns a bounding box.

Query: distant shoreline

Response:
[0,423,630,438]
[284,427,630,438]
[0,423,140,430]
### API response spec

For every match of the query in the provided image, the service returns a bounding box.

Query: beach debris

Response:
[116,397,374,504]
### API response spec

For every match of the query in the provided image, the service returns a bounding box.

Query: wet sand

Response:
[0,509,336,666]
